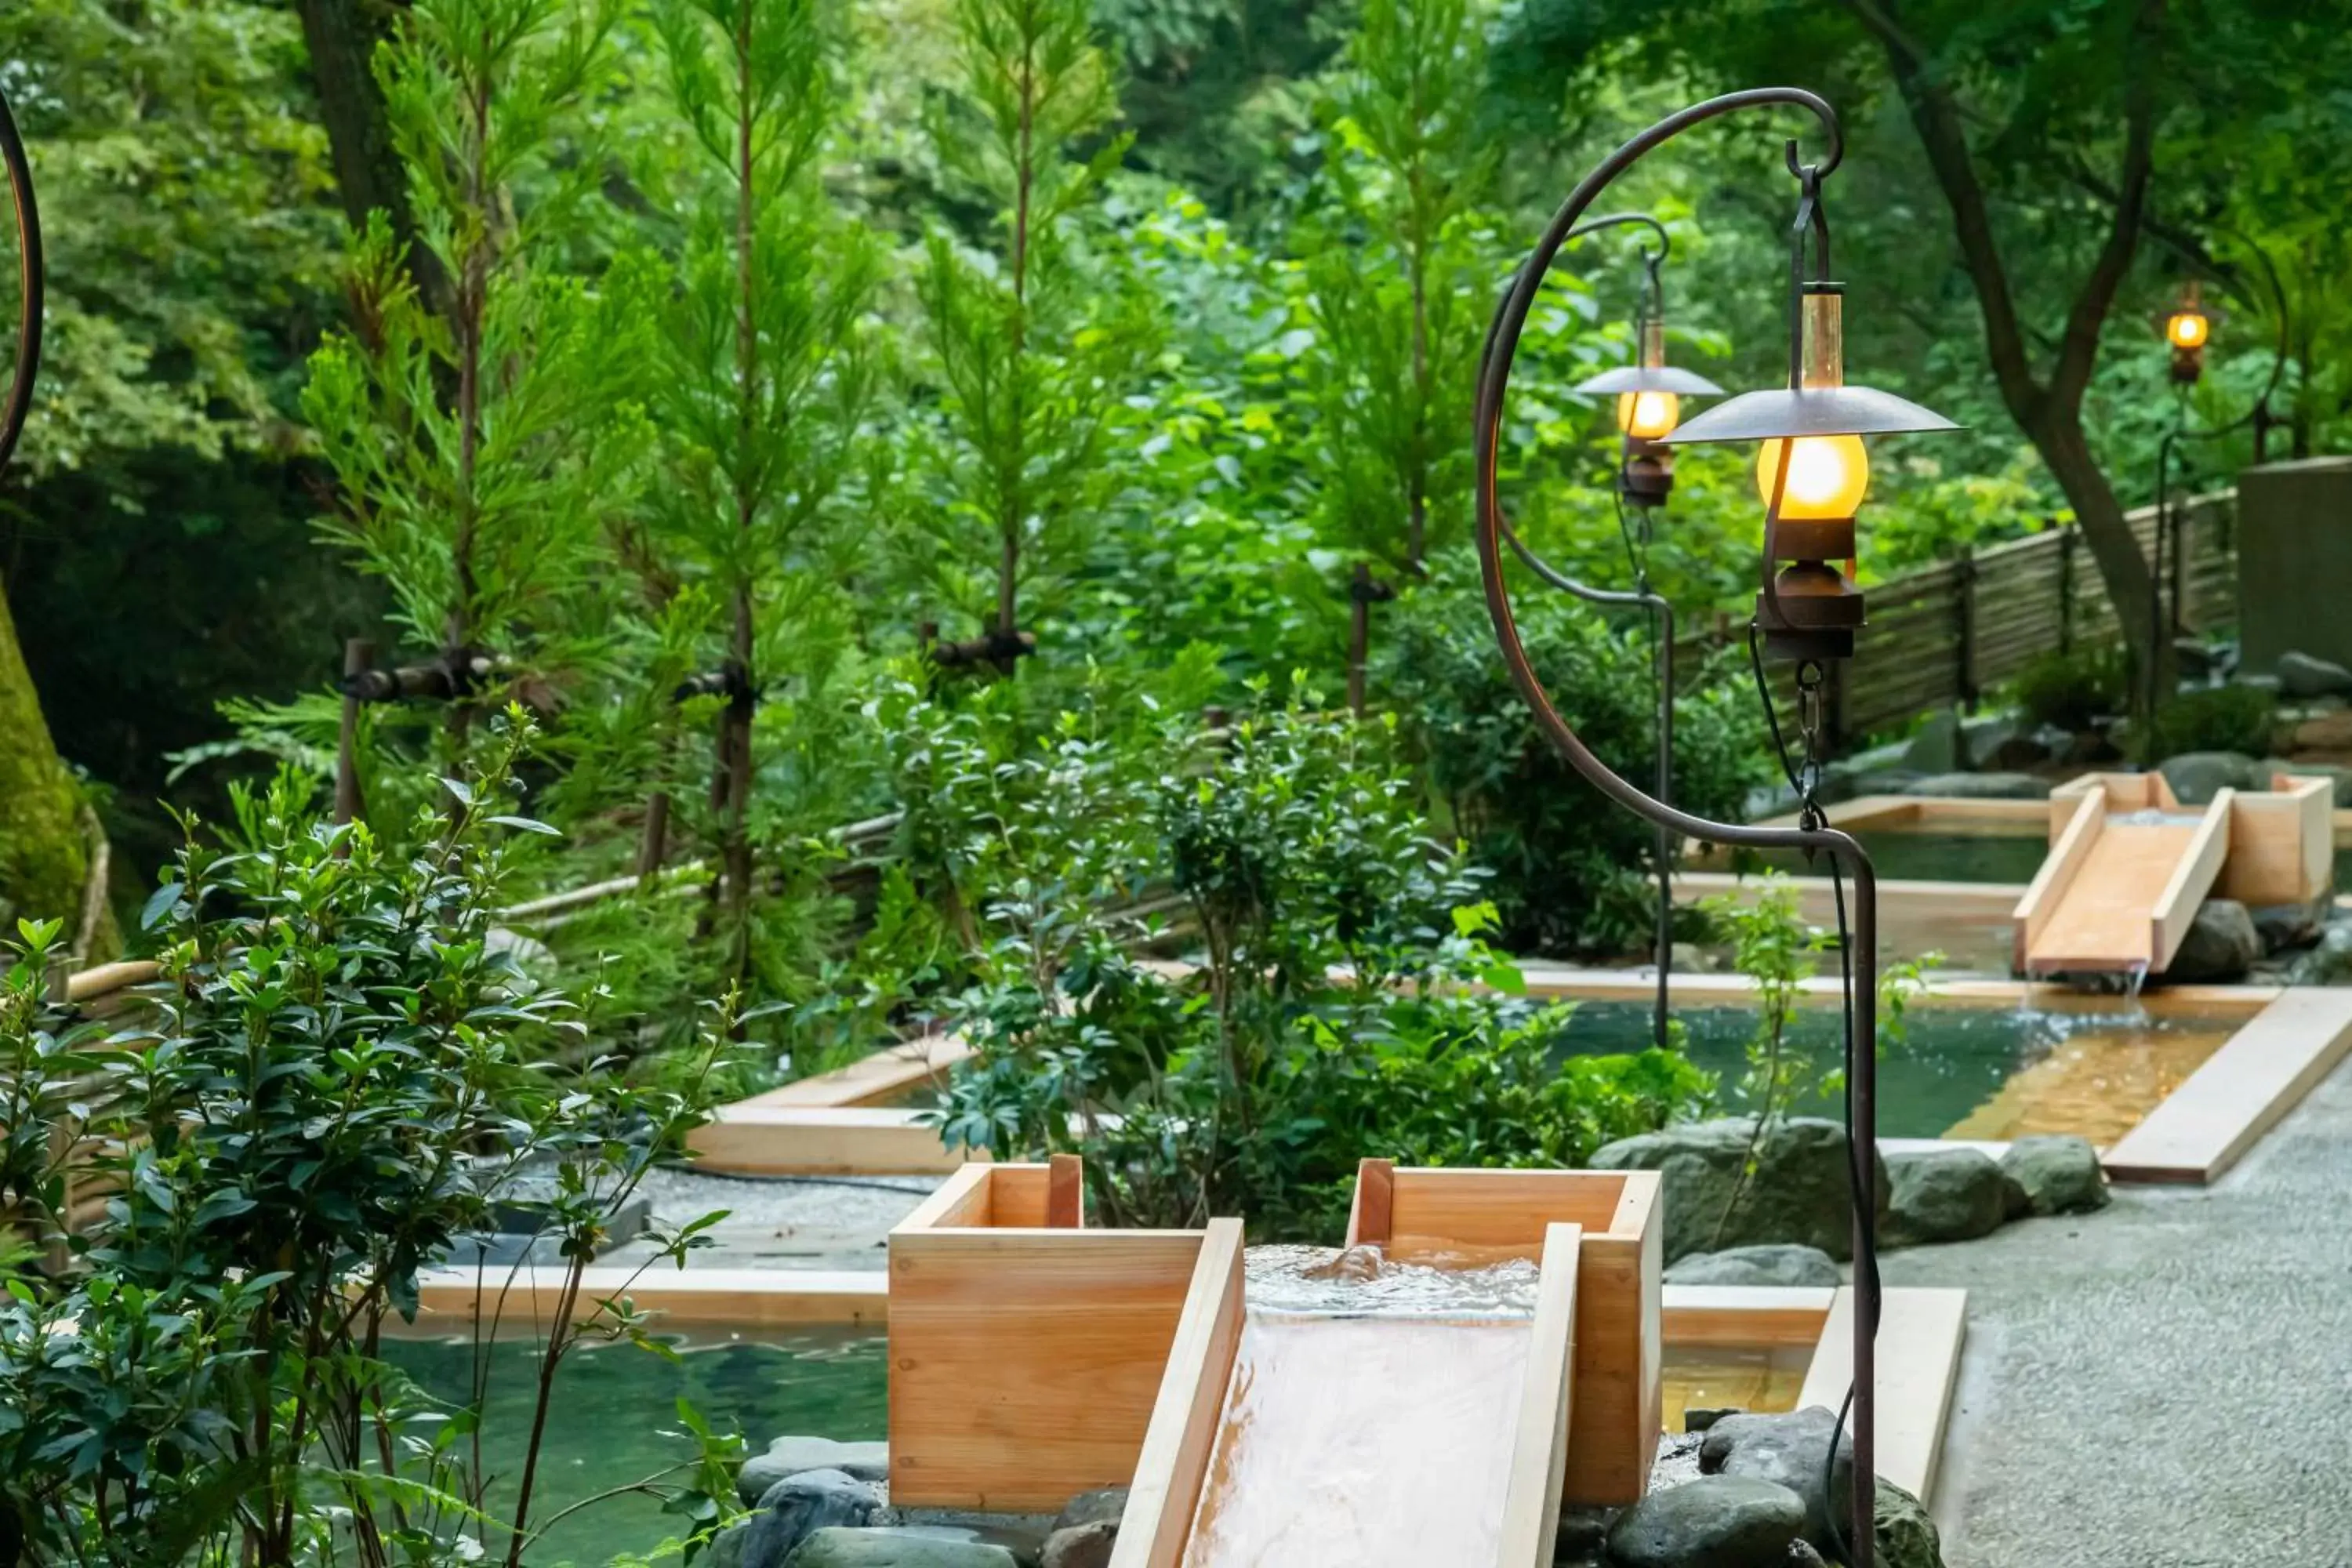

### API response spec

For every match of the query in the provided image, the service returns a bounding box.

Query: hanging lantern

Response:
[1573,291,1724,506]
[1661,281,1957,662]
[2165,281,2210,386]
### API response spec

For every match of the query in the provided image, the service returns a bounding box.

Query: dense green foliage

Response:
[0,728,739,1566]
[926,691,1712,1236]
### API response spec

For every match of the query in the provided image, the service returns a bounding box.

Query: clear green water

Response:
[378,1330,885,1566]
[1553,999,2230,1140]
[1719,829,2049,884]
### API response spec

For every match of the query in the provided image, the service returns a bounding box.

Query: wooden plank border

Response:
[1109,1218,1246,1568]
[1796,1286,1968,1504]
[689,1105,965,1175]
[1496,1223,1582,1568]
[2103,988,2352,1182]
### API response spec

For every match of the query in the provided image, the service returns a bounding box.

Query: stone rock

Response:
[1900,771,2047,799]
[2277,650,2352,699]
[1040,1521,1115,1568]
[1684,1406,1738,1433]
[1900,710,1960,774]
[1698,1406,1854,1556]
[1958,713,2019,770]
[1664,1244,1842,1289]
[1604,1476,1807,1568]
[1590,1118,1886,1264]
[1883,1148,2009,1248]
[2174,638,2220,680]
[735,1470,884,1567]
[1051,1490,1127,1534]
[1785,1541,1828,1567]
[2250,896,2326,954]
[1987,732,2053,771]
[2292,921,2352,985]
[2062,729,2124,767]
[2158,750,2259,805]
[1874,1478,1947,1568]
[784,1530,1019,1568]
[1556,1508,1610,1564]
[2164,898,2261,982]
[1998,1135,2109,1216]
[740,1438,891,1508]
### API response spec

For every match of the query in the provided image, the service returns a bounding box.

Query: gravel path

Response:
[1890,1058,2352,1566]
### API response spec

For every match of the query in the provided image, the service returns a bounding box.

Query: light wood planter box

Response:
[887,1158,1213,1512]
[1345,1160,1664,1508]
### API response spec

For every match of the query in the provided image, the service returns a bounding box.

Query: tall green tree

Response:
[915,0,1156,658]
[303,0,647,726]
[644,0,879,971]
[1493,0,2323,682]
[1300,0,1497,577]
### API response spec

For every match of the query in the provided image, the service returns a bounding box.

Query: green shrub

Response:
[926,691,1714,1238]
[2012,645,2129,732]
[1372,575,1770,959]
[2151,682,2278,760]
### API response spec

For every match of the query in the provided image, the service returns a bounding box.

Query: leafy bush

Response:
[2150,682,2279,760]
[0,724,741,1568]
[1373,575,1770,958]
[927,691,1712,1238]
[2013,645,2129,733]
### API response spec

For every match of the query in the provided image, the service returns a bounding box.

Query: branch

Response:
[2048,0,2167,414]
[1843,0,2045,423]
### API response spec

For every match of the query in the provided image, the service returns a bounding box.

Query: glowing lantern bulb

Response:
[2166,309,2210,350]
[1616,390,1681,441]
[1755,434,1870,521]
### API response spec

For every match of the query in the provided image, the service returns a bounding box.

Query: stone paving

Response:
[1889,1058,2352,1566]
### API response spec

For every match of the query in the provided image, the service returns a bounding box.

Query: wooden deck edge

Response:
[1497,1224,1581,1567]
[744,1032,975,1109]
[2103,989,2352,1183]
[690,1105,967,1175]
[1515,964,2277,1016]
[1795,1286,1968,1504]
[1109,1220,1245,1568]
[407,1265,890,1330]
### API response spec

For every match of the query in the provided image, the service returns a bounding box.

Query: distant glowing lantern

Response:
[2165,282,2210,385]
[1574,307,1725,506]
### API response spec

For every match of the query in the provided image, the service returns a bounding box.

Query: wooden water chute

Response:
[2013,771,2332,976]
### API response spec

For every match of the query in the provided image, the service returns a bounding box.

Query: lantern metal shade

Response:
[1658,383,1959,445]
[1572,363,1726,397]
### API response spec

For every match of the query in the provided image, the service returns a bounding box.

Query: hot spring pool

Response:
[1661,1345,1809,1432]
[1555,999,2235,1143]
[1711,826,2049,884]
[379,1329,885,1566]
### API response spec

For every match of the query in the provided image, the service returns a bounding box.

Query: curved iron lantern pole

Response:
[0,85,42,477]
[1475,212,1722,1052]
[1478,88,1961,1566]
[2143,239,2290,742]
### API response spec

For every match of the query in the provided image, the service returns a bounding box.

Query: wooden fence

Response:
[1675,488,2236,751]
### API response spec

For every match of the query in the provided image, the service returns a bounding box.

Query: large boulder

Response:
[1883,1148,2009,1247]
[1051,1490,1127,1534]
[2158,751,2259,805]
[783,1530,1019,1568]
[2250,895,2327,955]
[1699,1406,1853,1557]
[1900,710,1960,774]
[2292,920,2352,985]
[2276,650,2352,699]
[1606,1476,1808,1568]
[717,1470,884,1568]
[1606,1477,1806,1568]
[739,1437,891,1507]
[1664,1244,1842,1289]
[1040,1521,1116,1568]
[1999,1136,2108,1216]
[1590,1118,1886,1264]
[1874,1479,1947,1568]
[1901,771,2046,799]
[2164,898,2261,982]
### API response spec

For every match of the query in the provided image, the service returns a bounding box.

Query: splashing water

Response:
[1242,1244,1541,1319]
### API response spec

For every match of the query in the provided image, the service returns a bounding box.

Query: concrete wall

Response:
[2239,457,2352,673]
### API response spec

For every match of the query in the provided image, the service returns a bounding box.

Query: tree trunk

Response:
[295,0,450,312]
[0,575,103,937]
[2027,415,2162,681]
